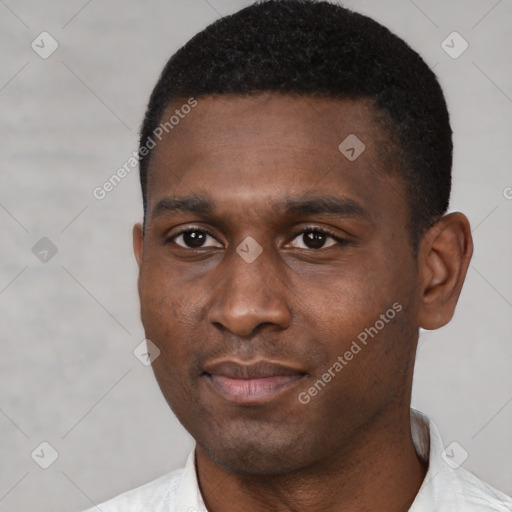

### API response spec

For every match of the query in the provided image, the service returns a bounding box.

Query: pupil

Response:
[184,231,206,247]
[304,231,325,249]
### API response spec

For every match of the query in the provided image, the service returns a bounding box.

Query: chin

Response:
[198,429,316,476]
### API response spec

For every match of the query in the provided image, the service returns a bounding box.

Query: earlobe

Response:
[417,212,473,330]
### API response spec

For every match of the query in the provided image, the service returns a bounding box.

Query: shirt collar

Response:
[408,407,456,511]
[174,450,208,512]
[408,407,511,511]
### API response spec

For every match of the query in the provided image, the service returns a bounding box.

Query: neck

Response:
[195,406,427,512]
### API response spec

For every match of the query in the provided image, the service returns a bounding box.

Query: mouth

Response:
[202,359,307,405]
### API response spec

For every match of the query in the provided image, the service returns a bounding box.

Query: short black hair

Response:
[139,0,452,247]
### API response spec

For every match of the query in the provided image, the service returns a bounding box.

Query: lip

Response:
[202,359,307,405]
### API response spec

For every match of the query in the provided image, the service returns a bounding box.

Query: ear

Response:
[133,223,144,298]
[417,212,473,330]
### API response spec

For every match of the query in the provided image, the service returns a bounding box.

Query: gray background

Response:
[1,0,511,510]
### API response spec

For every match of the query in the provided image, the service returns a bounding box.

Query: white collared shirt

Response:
[82,408,512,511]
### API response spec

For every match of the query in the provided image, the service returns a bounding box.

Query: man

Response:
[84,1,512,510]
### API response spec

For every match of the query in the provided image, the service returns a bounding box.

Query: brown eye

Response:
[288,229,339,249]
[170,229,222,249]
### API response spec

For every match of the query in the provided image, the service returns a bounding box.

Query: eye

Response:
[288,228,345,250]
[168,228,222,249]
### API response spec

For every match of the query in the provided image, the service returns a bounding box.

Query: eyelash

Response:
[166,225,349,249]
[290,226,349,248]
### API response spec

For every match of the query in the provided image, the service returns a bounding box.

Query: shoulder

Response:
[451,466,512,511]
[80,467,185,512]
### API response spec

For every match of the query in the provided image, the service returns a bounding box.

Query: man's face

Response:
[134,94,421,475]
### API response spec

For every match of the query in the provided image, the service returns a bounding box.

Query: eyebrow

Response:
[152,195,215,218]
[151,194,369,221]
[282,195,368,219]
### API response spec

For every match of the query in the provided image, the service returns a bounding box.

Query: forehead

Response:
[146,94,405,223]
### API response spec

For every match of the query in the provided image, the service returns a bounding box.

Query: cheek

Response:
[299,259,394,338]
[140,259,202,322]
[297,255,415,383]
[139,264,201,366]
[139,270,202,420]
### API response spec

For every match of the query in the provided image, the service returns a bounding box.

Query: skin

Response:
[133,93,473,512]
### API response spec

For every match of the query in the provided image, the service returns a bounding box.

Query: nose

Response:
[207,246,292,337]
